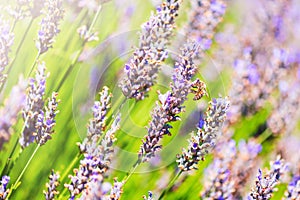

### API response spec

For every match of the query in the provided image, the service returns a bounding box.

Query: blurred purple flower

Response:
[36,0,64,54]
[0,77,26,150]
[0,175,10,199]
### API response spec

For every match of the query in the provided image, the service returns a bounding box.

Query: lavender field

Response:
[0,0,300,199]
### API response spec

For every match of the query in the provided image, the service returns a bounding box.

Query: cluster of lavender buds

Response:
[176,97,230,171]
[248,156,288,200]
[36,0,64,54]
[79,174,111,200]
[0,77,26,150]
[284,176,300,200]
[66,87,121,199]
[20,62,59,148]
[0,17,14,85]
[35,92,60,146]
[219,0,300,124]
[6,0,44,20]
[119,0,181,100]
[231,140,262,198]
[80,176,123,200]
[277,135,300,176]
[201,139,236,199]
[0,175,10,199]
[139,42,204,162]
[186,0,226,51]
[44,170,60,200]
[267,77,300,135]
[109,178,124,200]
[201,139,262,199]
[227,46,294,123]
[20,62,48,148]
[77,25,99,42]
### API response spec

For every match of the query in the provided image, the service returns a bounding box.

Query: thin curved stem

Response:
[158,170,183,200]
[7,144,40,199]
[0,17,35,94]
[59,152,81,183]
[7,17,34,76]
[27,52,41,77]
[54,5,102,92]
[0,118,28,177]
[122,159,141,183]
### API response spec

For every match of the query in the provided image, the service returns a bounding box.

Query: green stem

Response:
[158,170,183,200]
[0,17,34,94]
[60,152,80,183]
[54,5,102,92]
[0,118,28,177]
[0,136,19,177]
[7,17,34,76]
[256,129,273,144]
[122,159,141,183]
[10,16,18,33]
[27,52,41,77]
[7,144,40,199]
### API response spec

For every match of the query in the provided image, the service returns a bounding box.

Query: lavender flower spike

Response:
[139,42,204,162]
[35,92,60,146]
[0,77,26,150]
[109,178,124,200]
[78,86,112,153]
[0,175,10,199]
[284,176,300,200]
[20,62,48,148]
[248,156,288,200]
[119,0,181,100]
[44,170,60,200]
[36,0,64,54]
[66,87,121,199]
[187,0,227,51]
[176,97,230,171]
[0,17,14,85]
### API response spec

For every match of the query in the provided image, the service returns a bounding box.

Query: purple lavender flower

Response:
[284,176,300,200]
[143,191,153,200]
[109,178,123,200]
[139,42,205,162]
[232,140,262,198]
[186,0,227,51]
[35,92,60,146]
[0,77,26,150]
[201,139,236,199]
[119,0,181,100]
[267,79,300,135]
[78,86,112,153]
[66,87,121,199]
[0,17,14,85]
[36,0,64,54]
[20,62,48,148]
[0,175,10,199]
[80,175,112,200]
[65,155,103,199]
[248,156,288,200]
[176,97,230,171]
[201,139,262,199]
[44,170,60,200]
